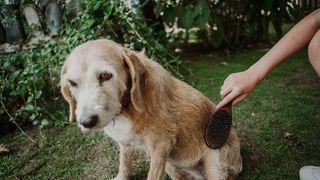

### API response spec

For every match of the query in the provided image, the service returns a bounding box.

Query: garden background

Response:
[0,0,319,179]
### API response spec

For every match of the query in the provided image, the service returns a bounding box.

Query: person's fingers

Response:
[220,84,232,98]
[221,80,231,90]
[216,90,239,109]
[223,75,233,86]
[221,73,239,90]
[232,93,248,106]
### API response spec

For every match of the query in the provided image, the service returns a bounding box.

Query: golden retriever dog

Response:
[60,39,242,180]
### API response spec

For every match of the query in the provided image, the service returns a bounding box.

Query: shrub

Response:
[155,0,302,48]
[0,0,183,132]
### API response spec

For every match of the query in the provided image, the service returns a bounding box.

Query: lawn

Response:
[1,48,319,179]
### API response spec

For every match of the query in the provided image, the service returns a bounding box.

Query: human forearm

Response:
[248,9,320,81]
[217,9,320,108]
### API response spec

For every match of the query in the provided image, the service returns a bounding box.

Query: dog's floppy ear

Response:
[123,49,146,112]
[60,62,77,122]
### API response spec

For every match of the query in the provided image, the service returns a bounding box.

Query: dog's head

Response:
[60,39,145,132]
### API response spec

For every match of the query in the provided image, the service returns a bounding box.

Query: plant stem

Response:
[0,75,37,144]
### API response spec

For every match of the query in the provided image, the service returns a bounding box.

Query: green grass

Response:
[1,48,319,179]
[183,48,320,179]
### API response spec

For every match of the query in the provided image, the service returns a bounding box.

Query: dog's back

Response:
[135,56,242,178]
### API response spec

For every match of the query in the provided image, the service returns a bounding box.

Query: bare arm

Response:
[217,9,320,109]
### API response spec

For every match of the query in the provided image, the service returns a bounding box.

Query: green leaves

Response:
[194,0,209,29]
[163,7,176,27]
[177,0,209,30]
[0,0,184,131]
[157,0,301,48]
[262,0,274,11]
[162,0,209,30]
[178,6,196,29]
[211,28,225,48]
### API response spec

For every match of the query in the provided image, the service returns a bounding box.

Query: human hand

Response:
[216,70,260,109]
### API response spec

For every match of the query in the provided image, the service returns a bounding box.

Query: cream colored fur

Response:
[60,39,242,180]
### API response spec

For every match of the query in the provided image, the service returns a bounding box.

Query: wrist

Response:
[246,67,265,85]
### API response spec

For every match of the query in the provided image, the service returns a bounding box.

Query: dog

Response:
[60,39,242,180]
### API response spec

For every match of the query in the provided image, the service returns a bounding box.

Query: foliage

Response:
[1,49,319,179]
[0,0,183,131]
[155,0,302,48]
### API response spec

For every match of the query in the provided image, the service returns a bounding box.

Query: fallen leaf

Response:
[0,144,9,153]
[283,132,293,138]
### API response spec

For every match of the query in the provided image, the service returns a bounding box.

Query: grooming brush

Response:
[204,101,233,149]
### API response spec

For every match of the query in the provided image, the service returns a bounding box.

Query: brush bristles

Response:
[204,109,232,149]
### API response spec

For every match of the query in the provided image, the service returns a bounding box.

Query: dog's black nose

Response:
[80,115,98,128]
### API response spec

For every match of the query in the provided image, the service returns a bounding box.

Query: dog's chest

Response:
[103,115,144,148]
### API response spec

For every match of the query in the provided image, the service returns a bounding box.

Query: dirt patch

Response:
[80,137,116,179]
[287,69,320,86]
[240,137,268,177]
[80,136,149,179]
[5,128,64,155]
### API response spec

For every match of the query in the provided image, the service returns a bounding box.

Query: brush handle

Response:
[219,101,232,113]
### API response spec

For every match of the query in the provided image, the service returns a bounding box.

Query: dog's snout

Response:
[80,115,98,128]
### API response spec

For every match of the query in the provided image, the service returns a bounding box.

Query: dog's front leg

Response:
[112,143,133,180]
[147,140,172,180]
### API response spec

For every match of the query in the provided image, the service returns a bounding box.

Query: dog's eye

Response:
[99,72,113,84]
[68,80,78,88]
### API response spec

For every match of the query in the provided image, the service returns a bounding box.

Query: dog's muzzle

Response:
[79,115,98,128]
